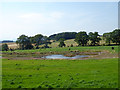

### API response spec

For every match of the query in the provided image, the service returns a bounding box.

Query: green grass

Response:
[49,38,115,48]
[2,58,118,88]
[2,46,119,88]
[3,45,119,53]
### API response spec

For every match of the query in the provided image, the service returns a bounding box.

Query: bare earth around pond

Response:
[2,50,118,60]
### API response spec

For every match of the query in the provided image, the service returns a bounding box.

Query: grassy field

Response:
[0,38,114,49]
[3,45,119,53]
[0,42,19,49]
[2,58,118,88]
[2,45,119,88]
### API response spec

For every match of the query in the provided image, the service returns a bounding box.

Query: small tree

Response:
[58,38,66,47]
[111,29,120,45]
[41,36,51,48]
[2,43,9,51]
[70,44,73,47]
[103,32,112,45]
[88,32,101,46]
[33,34,43,47]
[75,31,89,46]
[16,34,33,50]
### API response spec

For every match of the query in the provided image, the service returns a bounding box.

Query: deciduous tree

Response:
[32,34,43,48]
[58,38,66,47]
[2,43,9,51]
[75,31,89,46]
[16,35,33,50]
[103,32,112,45]
[88,32,101,46]
[111,29,120,45]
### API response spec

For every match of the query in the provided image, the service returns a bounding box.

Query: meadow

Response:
[2,58,118,88]
[1,38,109,49]
[2,45,119,88]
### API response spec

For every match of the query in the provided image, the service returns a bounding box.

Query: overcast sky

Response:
[0,2,118,41]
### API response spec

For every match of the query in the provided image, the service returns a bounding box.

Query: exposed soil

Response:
[79,50,118,60]
[2,50,118,60]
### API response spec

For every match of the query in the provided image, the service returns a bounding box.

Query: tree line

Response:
[49,32,77,41]
[103,29,120,45]
[57,29,120,47]
[2,29,120,51]
[16,34,51,50]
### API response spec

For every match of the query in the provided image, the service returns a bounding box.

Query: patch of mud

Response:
[2,50,118,60]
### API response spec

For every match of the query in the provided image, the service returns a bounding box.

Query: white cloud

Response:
[0,12,64,40]
[18,12,64,24]
[19,13,43,18]
[50,12,64,18]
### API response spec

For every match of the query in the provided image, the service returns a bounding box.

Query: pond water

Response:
[42,54,89,59]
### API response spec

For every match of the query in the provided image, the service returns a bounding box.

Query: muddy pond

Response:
[42,54,89,59]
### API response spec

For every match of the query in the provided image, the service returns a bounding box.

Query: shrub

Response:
[2,43,9,51]
[71,44,73,47]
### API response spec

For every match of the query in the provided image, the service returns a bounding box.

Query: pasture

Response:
[2,58,118,88]
[2,46,119,88]
[0,38,114,49]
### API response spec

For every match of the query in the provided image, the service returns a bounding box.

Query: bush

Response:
[2,43,9,51]
[71,44,73,47]
[36,46,39,49]
[25,44,33,49]
[58,41,66,47]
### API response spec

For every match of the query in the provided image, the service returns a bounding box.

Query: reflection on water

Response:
[42,54,88,59]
